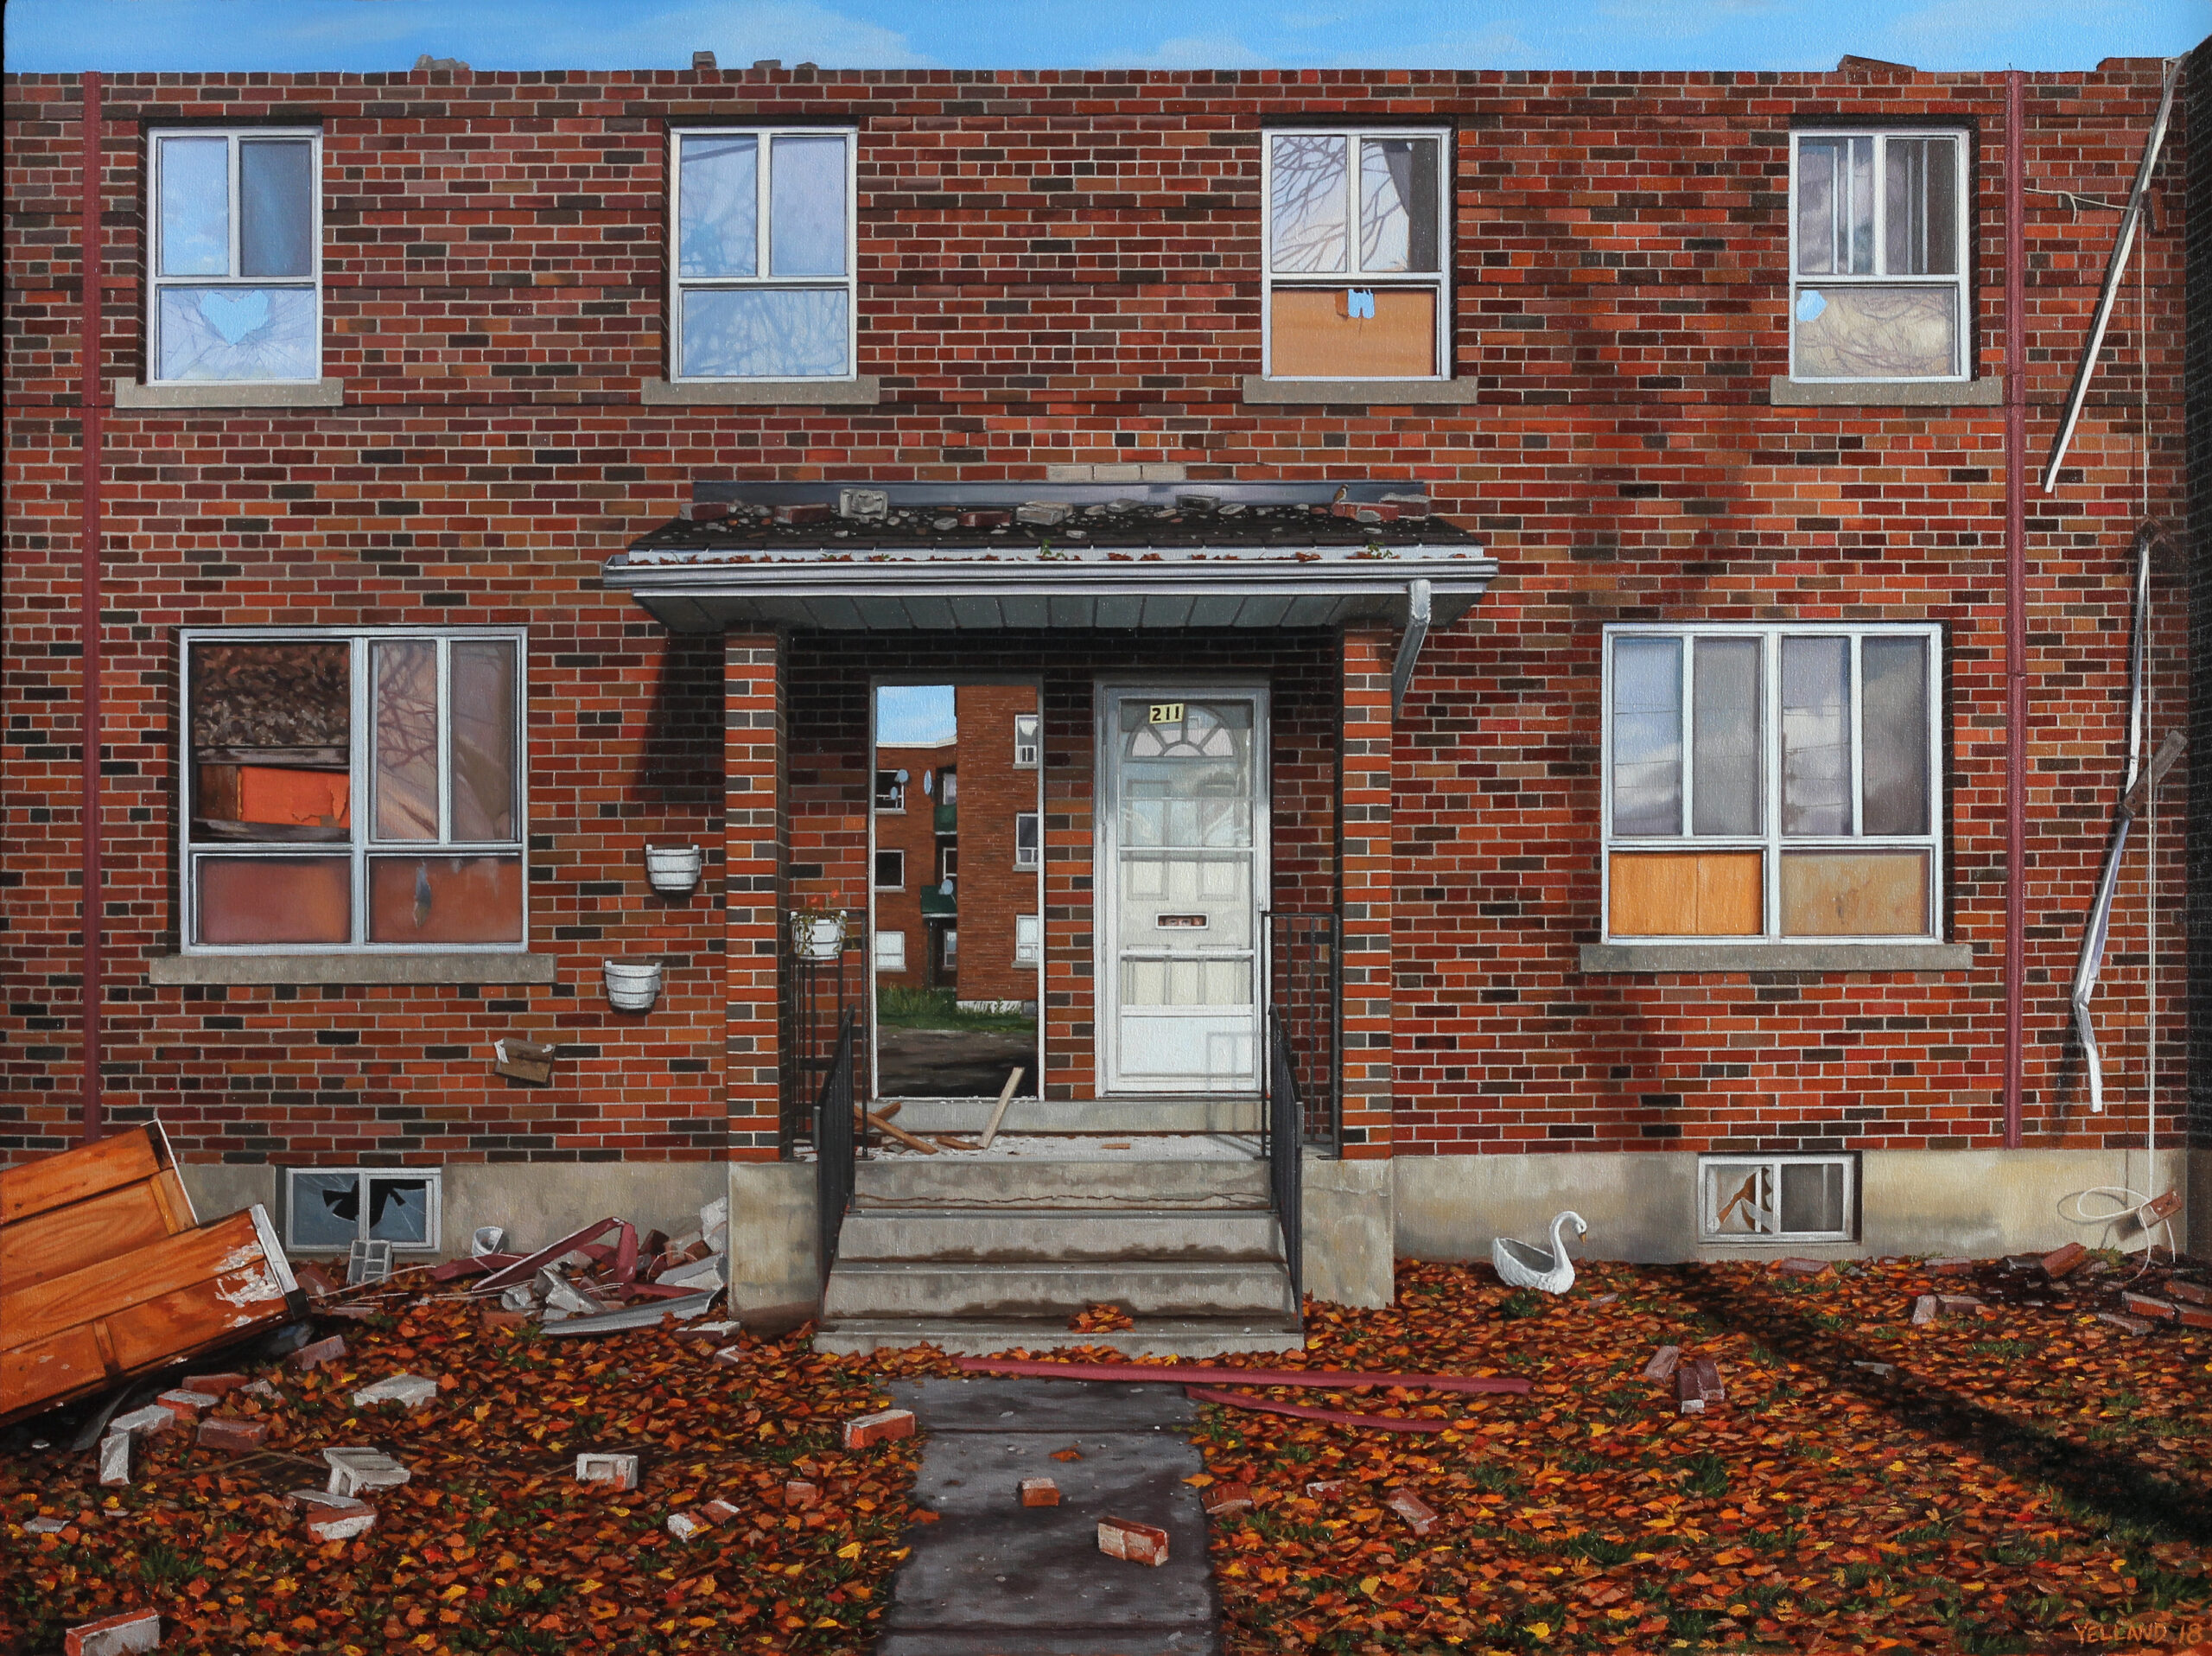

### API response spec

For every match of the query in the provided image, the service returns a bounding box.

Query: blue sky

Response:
[877,685,957,749]
[5,0,2202,74]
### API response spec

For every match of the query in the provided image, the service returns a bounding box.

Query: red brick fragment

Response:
[64,1608,162,1656]
[1927,1258,1975,1276]
[2166,1279,2210,1307]
[2037,1243,2088,1279]
[2120,1292,2178,1322]
[290,1335,347,1373]
[294,1263,340,1298]
[1020,1477,1060,1507]
[1097,1515,1169,1565]
[1201,1481,1253,1517]
[2174,1303,2212,1331]
[783,1480,820,1509]
[2096,1312,2154,1335]
[1304,1479,1345,1500]
[196,1417,269,1455]
[957,509,1011,528]
[1642,1344,1681,1381]
[775,502,832,525]
[156,1390,214,1420]
[1936,1295,1984,1314]
[842,1409,915,1449]
[302,1500,377,1543]
[1777,1258,1829,1276]
[182,1373,249,1397]
[1386,1487,1439,1534]
[702,1499,742,1526]
[1677,1357,1725,1414]
[1910,1295,1940,1326]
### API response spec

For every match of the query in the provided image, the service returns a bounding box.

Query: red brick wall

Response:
[2,60,2192,1168]
[953,683,1042,1004]
[868,741,953,987]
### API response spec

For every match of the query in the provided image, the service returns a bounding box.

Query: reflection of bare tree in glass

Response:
[1269,137,1347,272]
[678,137,759,278]
[683,289,848,377]
[1795,288,1955,379]
[374,642,439,840]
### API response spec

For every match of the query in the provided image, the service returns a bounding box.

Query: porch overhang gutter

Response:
[600,543,1498,641]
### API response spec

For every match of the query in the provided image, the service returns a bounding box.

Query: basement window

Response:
[285,1167,442,1254]
[181,628,527,952]
[1700,1155,1856,1244]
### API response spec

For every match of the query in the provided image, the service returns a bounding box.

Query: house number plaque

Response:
[1148,702,1185,725]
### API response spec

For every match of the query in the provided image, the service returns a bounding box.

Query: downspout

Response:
[79,71,105,1143]
[2002,69,2025,1150]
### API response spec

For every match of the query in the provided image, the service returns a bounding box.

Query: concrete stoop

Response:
[814,1156,1304,1358]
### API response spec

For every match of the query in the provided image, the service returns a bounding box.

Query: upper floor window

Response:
[1601,624,1941,943]
[874,769,907,812]
[874,850,906,890]
[182,629,526,952]
[671,127,855,380]
[1789,131,1967,382]
[1014,811,1041,871]
[149,129,321,384]
[1262,127,1447,380]
[1013,713,1040,769]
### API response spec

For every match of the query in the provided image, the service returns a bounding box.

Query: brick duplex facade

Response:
[3,54,2203,1279]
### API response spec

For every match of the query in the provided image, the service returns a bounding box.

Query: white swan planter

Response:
[1491,1210,1588,1296]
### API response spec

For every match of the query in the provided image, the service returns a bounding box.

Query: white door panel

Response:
[1099,688,1267,1095]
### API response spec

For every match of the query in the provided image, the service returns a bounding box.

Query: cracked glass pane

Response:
[678,134,758,277]
[1359,137,1438,273]
[1885,137,1957,275]
[1782,636,1852,836]
[681,287,849,377]
[771,134,847,277]
[1270,135,1347,272]
[157,286,318,382]
[1792,284,1957,379]
[159,137,229,277]
[1611,636,1682,836]
[365,1177,434,1245]
[240,140,314,278]
[1795,136,1872,276]
[290,1171,363,1248]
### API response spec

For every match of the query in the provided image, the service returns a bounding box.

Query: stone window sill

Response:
[1579,942,1974,974]
[1241,375,1475,405]
[150,952,558,986]
[116,379,345,409]
[640,376,882,406]
[1769,376,2001,407]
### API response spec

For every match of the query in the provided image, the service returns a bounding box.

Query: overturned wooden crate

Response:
[0,1123,304,1426]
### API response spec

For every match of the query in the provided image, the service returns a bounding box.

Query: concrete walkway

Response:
[878,1377,1220,1656]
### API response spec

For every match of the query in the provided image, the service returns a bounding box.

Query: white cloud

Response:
[1098,32,1271,68]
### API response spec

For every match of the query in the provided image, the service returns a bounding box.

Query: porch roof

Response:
[601,481,1498,638]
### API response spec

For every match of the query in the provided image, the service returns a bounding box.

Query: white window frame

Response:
[1014,912,1042,966]
[283,1166,442,1254]
[1700,1154,1857,1245]
[1013,713,1040,769]
[180,626,529,954]
[1260,125,1451,381]
[148,126,324,385]
[874,929,907,973]
[668,125,859,382]
[874,849,906,890]
[1599,622,1942,945]
[1014,811,1041,871]
[1787,128,1970,384]
[874,768,906,812]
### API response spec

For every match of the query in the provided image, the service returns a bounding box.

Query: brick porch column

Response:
[1338,627,1394,1158]
[725,631,785,1162]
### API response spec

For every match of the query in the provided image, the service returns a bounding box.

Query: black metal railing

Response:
[812,1010,859,1283]
[1265,1007,1304,1303]
[1266,909,1342,1155]
[781,945,860,1152]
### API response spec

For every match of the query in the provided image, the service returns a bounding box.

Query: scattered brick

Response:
[350,1374,440,1410]
[1020,1477,1061,1507]
[667,1512,704,1540]
[1936,1295,1985,1314]
[1928,1258,1975,1275]
[181,1373,249,1397]
[1677,1357,1726,1415]
[575,1453,640,1491]
[290,1335,347,1373]
[156,1390,217,1420]
[2096,1312,2154,1335]
[2174,1303,2212,1330]
[1386,1487,1440,1534]
[1642,1344,1681,1381]
[303,1500,377,1544]
[1202,1481,1254,1517]
[1097,1515,1170,1566]
[2037,1243,2088,1279]
[64,1608,162,1656]
[195,1417,269,1455]
[1777,1258,1830,1276]
[1910,1295,1940,1326]
[2120,1293,2178,1322]
[2166,1280,2211,1307]
[323,1448,411,1497]
[702,1499,742,1526]
[98,1435,130,1487]
[842,1409,915,1449]
[783,1480,820,1509]
[1304,1480,1345,1499]
[106,1405,178,1438]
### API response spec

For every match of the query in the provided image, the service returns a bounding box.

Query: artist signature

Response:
[2074,1618,2207,1646]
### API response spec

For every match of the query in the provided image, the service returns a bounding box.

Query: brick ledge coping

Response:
[1580,941,1974,974]
[149,952,558,986]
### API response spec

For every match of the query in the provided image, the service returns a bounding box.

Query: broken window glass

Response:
[1791,130,1964,379]
[365,1176,434,1245]
[151,129,319,383]
[289,1171,364,1250]
[1792,285,1957,379]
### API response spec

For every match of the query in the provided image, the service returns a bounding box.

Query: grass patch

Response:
[875,984,1035,1034]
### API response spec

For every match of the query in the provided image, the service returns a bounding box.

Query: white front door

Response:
[1098,687,1268,1094]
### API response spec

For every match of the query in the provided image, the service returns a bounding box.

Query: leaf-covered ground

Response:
[3,1252,2208,1655]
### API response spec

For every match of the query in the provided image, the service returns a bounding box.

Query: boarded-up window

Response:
[1264,128,1447,379]
[1604,626,1939,942]
[184,631,527,951]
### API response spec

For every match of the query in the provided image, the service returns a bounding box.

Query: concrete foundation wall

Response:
[175,1163,278,1227]
[1300,1155,1394,1308]
[441,1163,725,1258]
[1395,1149,2193,1265]
[728,1162,823,1319]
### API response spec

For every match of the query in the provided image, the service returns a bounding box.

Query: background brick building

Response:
[3,52,2202,1297]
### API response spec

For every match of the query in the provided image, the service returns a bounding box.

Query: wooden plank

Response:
[107,1270,292,1372]
[0,1180,183,1294]
[1608,851,1761,937]
[0,1325,110,1419]
[1,1209,275,1354]
[1780,850,1928,937]
[0,1126,162,1226]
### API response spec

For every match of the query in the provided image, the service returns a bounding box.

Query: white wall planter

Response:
[644,844,704,895]
[602,959,664,1012]
[792,913,846,961]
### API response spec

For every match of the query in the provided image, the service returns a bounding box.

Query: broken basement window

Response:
[1700,1154,1855,1244]
[285,1167,442,1253]
[184,629,526,950]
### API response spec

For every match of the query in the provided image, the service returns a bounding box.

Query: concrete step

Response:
[814,1315,1305,1360]
[835,1207,1287,1265]
[821,1258,1296,1322]
[852,1157,1268,1209]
